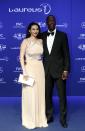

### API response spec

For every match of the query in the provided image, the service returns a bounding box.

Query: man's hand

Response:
[62,71,68,80]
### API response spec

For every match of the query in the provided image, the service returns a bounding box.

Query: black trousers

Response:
[45,72,67,122]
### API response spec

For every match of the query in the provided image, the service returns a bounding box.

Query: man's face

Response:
[46,16,56,31]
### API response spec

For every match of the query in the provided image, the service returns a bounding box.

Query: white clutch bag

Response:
[18,74,35,86]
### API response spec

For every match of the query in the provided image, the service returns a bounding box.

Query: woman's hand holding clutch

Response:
[23,75,29,81]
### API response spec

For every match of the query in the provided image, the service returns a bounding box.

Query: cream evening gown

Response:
[20,38,48,129]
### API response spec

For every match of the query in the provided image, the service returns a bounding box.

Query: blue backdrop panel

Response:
[70,0,85,95]
[0,0,85,96]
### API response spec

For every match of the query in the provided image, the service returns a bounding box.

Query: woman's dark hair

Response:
[25,22,41,38]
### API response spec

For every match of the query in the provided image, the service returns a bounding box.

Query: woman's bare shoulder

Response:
[21,38,30,45]
[20,39,28,48]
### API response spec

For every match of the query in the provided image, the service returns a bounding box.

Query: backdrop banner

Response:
[0,0,85,96]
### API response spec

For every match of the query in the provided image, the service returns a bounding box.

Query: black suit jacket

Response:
[42,30,70,78]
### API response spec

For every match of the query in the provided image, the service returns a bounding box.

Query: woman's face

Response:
[29,25,39,37]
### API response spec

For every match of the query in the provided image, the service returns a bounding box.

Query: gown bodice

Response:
[25,40,43,61]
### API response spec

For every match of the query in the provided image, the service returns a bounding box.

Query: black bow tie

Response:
[47,32,54,36]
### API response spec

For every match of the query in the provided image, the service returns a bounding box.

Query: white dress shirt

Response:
[47,29,56,54]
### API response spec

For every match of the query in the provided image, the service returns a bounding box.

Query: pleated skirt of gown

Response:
[22,59,48,129]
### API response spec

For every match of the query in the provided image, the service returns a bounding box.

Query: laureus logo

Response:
[81,66,85,72]
[9,3,51,15]
[40,3,51,15]
[81,22,85,28]
[13,33,26,40]
[13,77,18,83]
[13,66,22,73]
[0,57,8,62]
[0,44,6,51]
[0,77,6,83]
[13,22,25,29]
[0,22,3,29]
[78,44,85,51]
[0,67,3,73]
[17,56,20,62]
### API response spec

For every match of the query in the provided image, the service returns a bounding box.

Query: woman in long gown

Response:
[20,22,48,129]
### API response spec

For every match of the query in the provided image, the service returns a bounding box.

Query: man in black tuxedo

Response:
[42,15,70,128]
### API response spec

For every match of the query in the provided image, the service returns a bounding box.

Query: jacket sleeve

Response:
[62,33,70,72]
